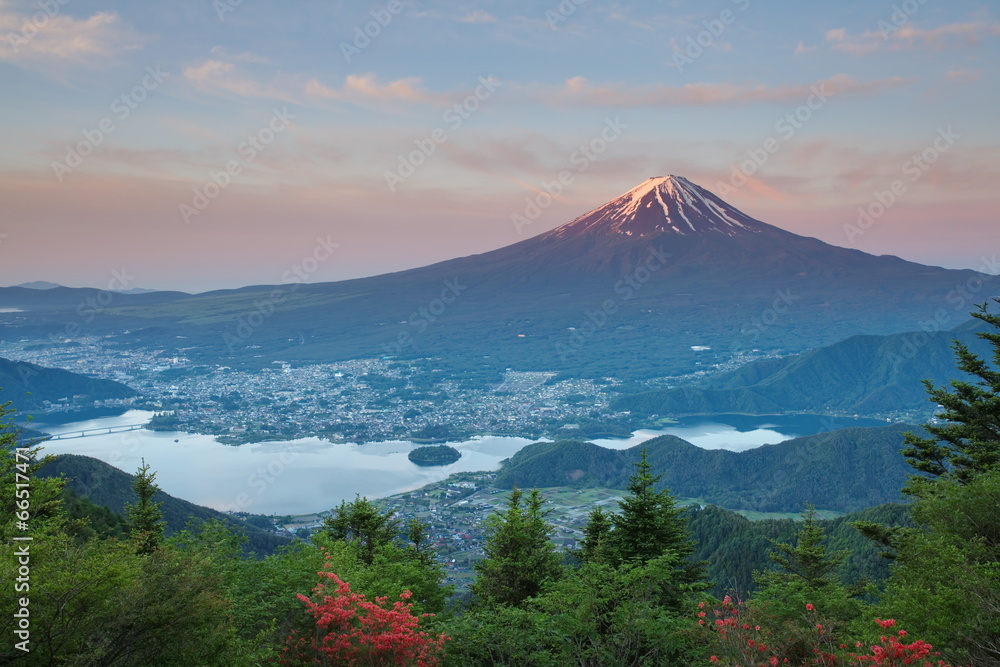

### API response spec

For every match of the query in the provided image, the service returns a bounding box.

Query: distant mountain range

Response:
[494,424,918,513]
[13,281,160,294]
[1,176,995,380]
[0,356,137,414]
[614,318,992,418]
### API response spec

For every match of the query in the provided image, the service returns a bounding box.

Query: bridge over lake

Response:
[45,424,146,440]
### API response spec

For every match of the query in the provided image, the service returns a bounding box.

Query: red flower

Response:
[806,603,815,611]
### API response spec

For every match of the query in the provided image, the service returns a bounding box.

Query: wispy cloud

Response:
[184,59,295,101]
[0,2,138,65]
[304,74,442,105]
[826,20,1000,55]
[530,73,910,107]
[456,10,497,23]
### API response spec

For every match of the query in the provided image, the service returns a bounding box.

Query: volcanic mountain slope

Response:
[1,176,995,379]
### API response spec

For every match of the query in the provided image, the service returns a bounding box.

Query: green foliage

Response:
[0,514,242,665]
[865,302,1000,664]
[446,556,703,666]
[687,503,913,598]
[35,454,290,555]
[874,471,1000,665]
[760,507,847,591]
[495,425,916,513]
[324,495,400,565]
[579,505,613,564]
[408,444,462,466]
[752,508,865,629]
[584,448,707,605]
[472,487,563,608]
[902,301,1000,485]
[126,458,165,555]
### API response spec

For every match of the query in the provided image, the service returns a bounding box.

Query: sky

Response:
[0,0,998,293]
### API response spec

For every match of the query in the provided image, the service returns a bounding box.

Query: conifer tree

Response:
[324,495,399,565]
[602,448,705,588]
[579,505,612,564]
[902,299,1000,487]
[126,458,164,555]
[472,487,562,607]
[757,506,845,590]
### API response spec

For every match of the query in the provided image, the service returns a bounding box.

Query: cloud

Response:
[456,10,497,23]
[208,45,270,64]
[0,2,138,65]
[945,68,981,83]
[531,73,910,108]
[826,21,1000,55]
[794,41,816,55]
[304,74,441,105]
[184,60,295,101]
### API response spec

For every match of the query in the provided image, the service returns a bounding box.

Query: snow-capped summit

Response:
[545,175,773,239]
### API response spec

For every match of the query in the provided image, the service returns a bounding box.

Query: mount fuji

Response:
[1,176,995,379]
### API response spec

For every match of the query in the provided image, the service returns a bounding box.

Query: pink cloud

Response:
[533,73,910,107]
[183,59,298,102]
[826,20,999,55]
[305,74,441,104]
[0,4,138,66]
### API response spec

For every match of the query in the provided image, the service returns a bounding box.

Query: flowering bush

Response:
[280,556,448,666]
[697,599,957,667]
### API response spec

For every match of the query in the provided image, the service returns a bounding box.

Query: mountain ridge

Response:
[1,176,995,379]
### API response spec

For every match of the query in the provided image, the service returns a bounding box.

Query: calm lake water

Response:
[35,410,886,515]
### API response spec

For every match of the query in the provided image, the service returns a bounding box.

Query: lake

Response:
[34,411,887,515]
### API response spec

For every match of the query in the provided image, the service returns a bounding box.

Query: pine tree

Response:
[759,506,845,590]
[472,487,562,607]
[125,458,164,555]
[324,495,399,565]
[902,299,1000,487]
[603,448,705,588]
[579,505,612,564]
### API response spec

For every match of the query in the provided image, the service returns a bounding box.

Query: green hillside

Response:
[0,357,137,414]
[36,454,291,555]
[495,424,917,512]
[614,323,991,417]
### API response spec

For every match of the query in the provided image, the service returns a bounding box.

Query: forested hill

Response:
[688,502,914,595]
[613,323,990,417]
[495,424,918,512]
[36,454,290,555]
[0,356,137,413]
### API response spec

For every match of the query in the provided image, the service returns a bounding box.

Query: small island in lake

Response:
[407,445,461,467]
